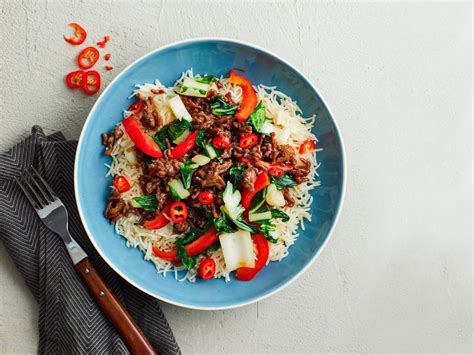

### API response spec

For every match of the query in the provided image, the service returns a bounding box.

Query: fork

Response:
[16,167,157,355]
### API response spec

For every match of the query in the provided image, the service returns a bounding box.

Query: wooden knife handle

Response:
[75,258,157,355]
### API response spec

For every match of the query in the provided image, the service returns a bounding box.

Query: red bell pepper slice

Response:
[229,69,258,122]
[235,234,269,281]
[198,258,216,280]
[239,133,258,148]
[152,227,218,261]
[63,23,87,45]
[78,46,100,70]
[122,116,163,158]
[112,176,130,193]
[82,70,101,95]
[143,202,171,230]
[241,172,270,210]
[65,70,85,89]
[299,139,316,154]
[170,130,198,159]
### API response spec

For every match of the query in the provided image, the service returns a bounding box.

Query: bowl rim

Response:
[74,37,347,310]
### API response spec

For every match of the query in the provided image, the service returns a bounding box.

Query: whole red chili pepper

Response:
[63,23,87,45]
[77,47,100,70]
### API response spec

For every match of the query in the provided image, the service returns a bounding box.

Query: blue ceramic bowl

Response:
[75,38,345,310]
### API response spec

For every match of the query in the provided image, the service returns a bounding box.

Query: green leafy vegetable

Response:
[228,165,246,187]
[250,188,267,214]
[196,129,207,148]
[177,244,196,269]
[194,75,217,84]
[271,172,298,190]
[247,101,268,133]
[168,119,192,142]
[153,127,169,151]
[131,194,158,212]
[214,215,238,234]
[210,96,238,116]
[259,223,279,243]
[180,161,197,189]
[271,208,290,222]
[203,242,220,253]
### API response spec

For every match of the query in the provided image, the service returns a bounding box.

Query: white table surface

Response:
[0,1,472,354]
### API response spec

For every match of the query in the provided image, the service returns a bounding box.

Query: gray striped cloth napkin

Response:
[0,126,180,355]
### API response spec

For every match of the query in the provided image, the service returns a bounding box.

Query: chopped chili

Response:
[197,191,214,205]
[63,23,87,45]
[170,202,188,223]
[128,100,144,115]
[239,133,258,149]
[112,176,131,193]
[97,35,110,48]
[299,139,316,154]
[212,136,231,150]
[105,65,113,71]
[198,258,216,280]
[104,53,111,61]
[82,70,101,95]
[77,46,100,70]
[65,70,85,89]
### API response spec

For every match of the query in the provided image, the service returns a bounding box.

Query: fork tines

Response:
[15,166,57,210]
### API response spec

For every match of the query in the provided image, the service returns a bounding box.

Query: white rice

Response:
[105,70,321,282]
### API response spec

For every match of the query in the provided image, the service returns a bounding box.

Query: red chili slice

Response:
[198,258,216,280]
[197,191,214,205]
[229,69,258,122]
[104,53,111,61]
[65,70,85,89]
[112,176,130,193]
[235,234,269,281]
[82,70,101,95]
[170,131,198,159]
[239,133,258,149]
[241,172,270,210]
[128,100,144,115]
[152,227,218,261]
[143,202,171,230]
[170,202,188,223]
[212,136,231,149]
[63,23,87,45]
[105,65,113,71]
[77,47,100,70]
[299,140,316,154]
[121,116,163,158]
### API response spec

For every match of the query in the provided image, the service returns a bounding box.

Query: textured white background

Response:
[0,1,472,354]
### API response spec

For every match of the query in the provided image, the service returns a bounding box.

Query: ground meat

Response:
[291,158,311,183]
[242,166,257,191]
[141,97,160,129]
[104,190,127,223]
[282,188,295,208]
[193,160,233,190]
[173,221,189,234]
[101,125,123,156]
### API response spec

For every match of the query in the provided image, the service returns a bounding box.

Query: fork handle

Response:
[75,258,157,355]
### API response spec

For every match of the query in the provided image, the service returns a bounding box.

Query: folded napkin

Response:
[0,126,180,355]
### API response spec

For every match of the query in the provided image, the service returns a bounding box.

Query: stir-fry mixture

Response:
[102,69,320,282]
